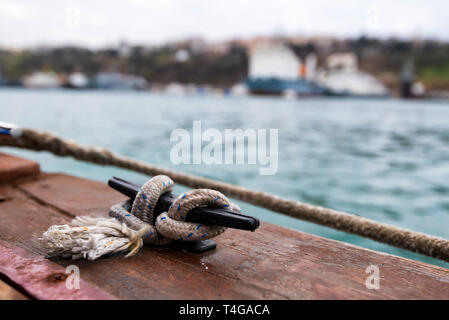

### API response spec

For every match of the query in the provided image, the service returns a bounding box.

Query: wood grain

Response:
[0,152,40,182]
[0,153,448,299]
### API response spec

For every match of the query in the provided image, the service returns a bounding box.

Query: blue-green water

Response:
[2,88,449,268]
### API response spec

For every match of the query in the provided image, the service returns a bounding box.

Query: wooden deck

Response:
[0,152,448,299]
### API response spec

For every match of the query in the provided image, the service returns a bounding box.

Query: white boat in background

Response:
[230,83,248,96]
[316,53,389,97]
[66,72,89,89]
[23,71,60,88]
[164,82,186,95]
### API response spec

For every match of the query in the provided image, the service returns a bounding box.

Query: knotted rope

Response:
[41,175,237,260]
[3,127,449,262]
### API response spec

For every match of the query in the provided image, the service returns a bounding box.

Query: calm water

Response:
[2,88,449,268]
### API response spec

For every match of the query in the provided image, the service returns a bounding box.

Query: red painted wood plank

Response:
[0,240,114,300]
[0,152,40,182]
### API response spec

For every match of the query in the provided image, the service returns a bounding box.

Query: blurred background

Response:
[1,0,449,267]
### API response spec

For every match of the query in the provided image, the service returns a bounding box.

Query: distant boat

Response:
[318,70,389,97]
[245,43,325,96]
[92,72,147,90]
[62,72,89,89]
[317,53,389,98]
[23,71,60,89]
[164,82,186,95]
[229,83,248,96]
[246,77,325,96]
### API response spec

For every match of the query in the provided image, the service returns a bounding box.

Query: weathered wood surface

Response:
[0,240,113,300]
[0,153,448,299]
[0,152,40,182]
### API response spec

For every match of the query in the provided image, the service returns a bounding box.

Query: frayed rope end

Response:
[40,216,150,261]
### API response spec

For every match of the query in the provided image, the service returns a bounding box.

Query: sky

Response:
[0,0,448,48]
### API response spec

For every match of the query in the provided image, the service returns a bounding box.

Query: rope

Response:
[41,216,150,260]
[3,127,449,262]
[41,175,237,260]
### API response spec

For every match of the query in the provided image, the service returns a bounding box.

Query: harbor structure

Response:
[245,42,325,96]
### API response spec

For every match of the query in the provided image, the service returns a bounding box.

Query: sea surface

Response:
[2,88,449,268]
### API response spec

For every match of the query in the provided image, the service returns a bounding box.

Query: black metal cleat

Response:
[108,176,260,253]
